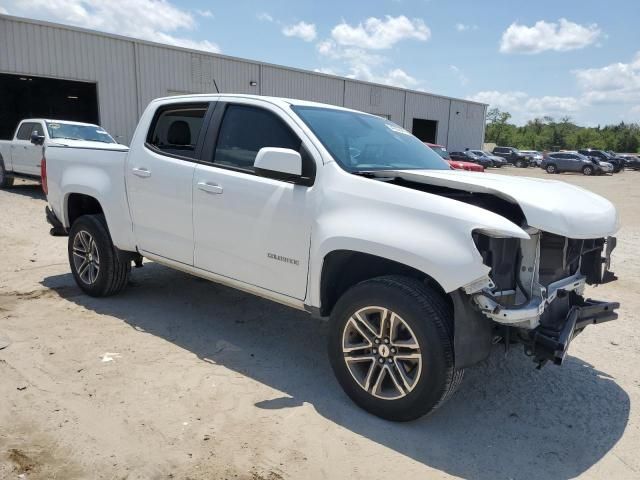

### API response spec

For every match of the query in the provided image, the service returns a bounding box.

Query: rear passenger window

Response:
[146,103,208,159]
[213,105,301,172]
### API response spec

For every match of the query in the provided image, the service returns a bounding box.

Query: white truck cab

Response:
[0,118,122,187]
[42,94,620,421]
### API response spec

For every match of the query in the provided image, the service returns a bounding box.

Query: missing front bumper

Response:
[528,299,619,366]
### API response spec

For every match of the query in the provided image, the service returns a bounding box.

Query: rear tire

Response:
[0,157,15,189]
[515,159,525,168]
[582,165,594,176]
[328,275,463,421]
[68,215,130,297]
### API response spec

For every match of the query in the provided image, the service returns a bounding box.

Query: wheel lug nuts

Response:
[372,348,377,354]
[384,338,390,344]
[374,338,381,344]
[387,358,393,364]
[390,347,396,354]
[378,358,384,364]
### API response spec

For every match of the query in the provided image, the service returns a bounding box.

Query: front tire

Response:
[583,165,594,176]
[546,164,557,174]
[68,215,130,297]
[515,159,525,168]
[328,276,463,421]
[0,157,14,189]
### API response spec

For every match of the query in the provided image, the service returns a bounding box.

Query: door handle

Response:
[197,181,223,194]
[132,167,151,178]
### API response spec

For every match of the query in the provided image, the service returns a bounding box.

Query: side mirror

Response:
[254,147,308,184]
[30,131,45,145]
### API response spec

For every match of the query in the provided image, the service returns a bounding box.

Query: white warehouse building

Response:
[0,14,487,148]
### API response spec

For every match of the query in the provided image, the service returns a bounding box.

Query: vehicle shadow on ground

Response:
[42,264,630,480]
[3,182,45,200]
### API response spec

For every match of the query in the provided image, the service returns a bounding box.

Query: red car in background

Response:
[426,143,485,172]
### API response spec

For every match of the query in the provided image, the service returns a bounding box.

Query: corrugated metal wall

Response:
[343,81,405,125]
[447,100,487,152]
[261,66,344,106]
[403,92,451,146]
[0,16,139,143]
[0,15,486,148]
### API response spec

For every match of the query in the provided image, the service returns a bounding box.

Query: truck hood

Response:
[384,169,619,239]
[47,139,129,151]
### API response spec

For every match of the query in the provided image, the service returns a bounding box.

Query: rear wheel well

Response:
[67,193,103,226]
[319,250,448,316]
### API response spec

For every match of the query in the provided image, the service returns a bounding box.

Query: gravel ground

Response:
[0,167,639,480]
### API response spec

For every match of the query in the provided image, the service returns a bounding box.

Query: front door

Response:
[192,102,315,300]
[126,102,210,264]
[12,121,44,175]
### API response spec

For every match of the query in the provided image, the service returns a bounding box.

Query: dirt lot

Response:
[0,167,639,480]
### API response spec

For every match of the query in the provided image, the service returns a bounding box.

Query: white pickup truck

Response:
[43,94,620,421]
[0,118,124,187]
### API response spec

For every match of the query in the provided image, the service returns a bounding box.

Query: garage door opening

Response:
[0,73,99,139]
[412,118,438,143]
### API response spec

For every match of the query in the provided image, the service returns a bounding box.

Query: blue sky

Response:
[1,0,639,125]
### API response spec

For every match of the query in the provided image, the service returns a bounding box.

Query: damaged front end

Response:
[466,231,619,367]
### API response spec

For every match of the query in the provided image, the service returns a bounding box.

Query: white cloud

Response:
[455,23,477,32]
[449,65,469,86]
[282,21,317,42]
[377,68,418,88]
[196,9,213,19]
[500,18,602,54]
[313,67,338,76]
[314,15,428,90]
[574,52,640,104]
[1,0,220,52]
[331,15,430,50]
[468,90,581,124]
[257,12,274,22]
[0,6,8,14]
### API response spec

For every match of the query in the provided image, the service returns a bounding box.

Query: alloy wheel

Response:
[72,230,100,284]
[342,306,422,400]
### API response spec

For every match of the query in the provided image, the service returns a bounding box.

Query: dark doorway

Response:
[412,118,438,143]
[0,73,99,139]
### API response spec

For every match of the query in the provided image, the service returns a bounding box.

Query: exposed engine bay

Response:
[381,172,620,368]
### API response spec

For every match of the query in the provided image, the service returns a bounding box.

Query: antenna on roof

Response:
[213,79,220,94]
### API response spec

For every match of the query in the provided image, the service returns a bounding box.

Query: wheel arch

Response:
[316,249,450,317]
[65,192,104,227]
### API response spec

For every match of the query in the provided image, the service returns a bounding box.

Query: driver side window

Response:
[213,105,301,172]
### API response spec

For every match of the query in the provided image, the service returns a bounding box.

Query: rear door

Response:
[12,121,44,175]
[192,101,317,299]
[126,102,212,264]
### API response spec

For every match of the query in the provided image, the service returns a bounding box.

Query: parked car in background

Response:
[0,119,123,188]
[616,153,640,170]
[492,146,532,167]
[426,143,484,172]
[450,150,493,168]
[520,150,543,166]
[542,151,613,175]
[42,94,620,421]
[470,150,506,167]
[578,149,623,173]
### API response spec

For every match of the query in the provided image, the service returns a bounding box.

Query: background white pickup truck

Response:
[0,118,125,188]
[42,94,620,421]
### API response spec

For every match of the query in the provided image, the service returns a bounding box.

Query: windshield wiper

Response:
[351,170,398,179]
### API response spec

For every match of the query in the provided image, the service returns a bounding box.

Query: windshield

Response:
[292,106,449,172]
[46,122,116,143]
[430,145,450,160]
